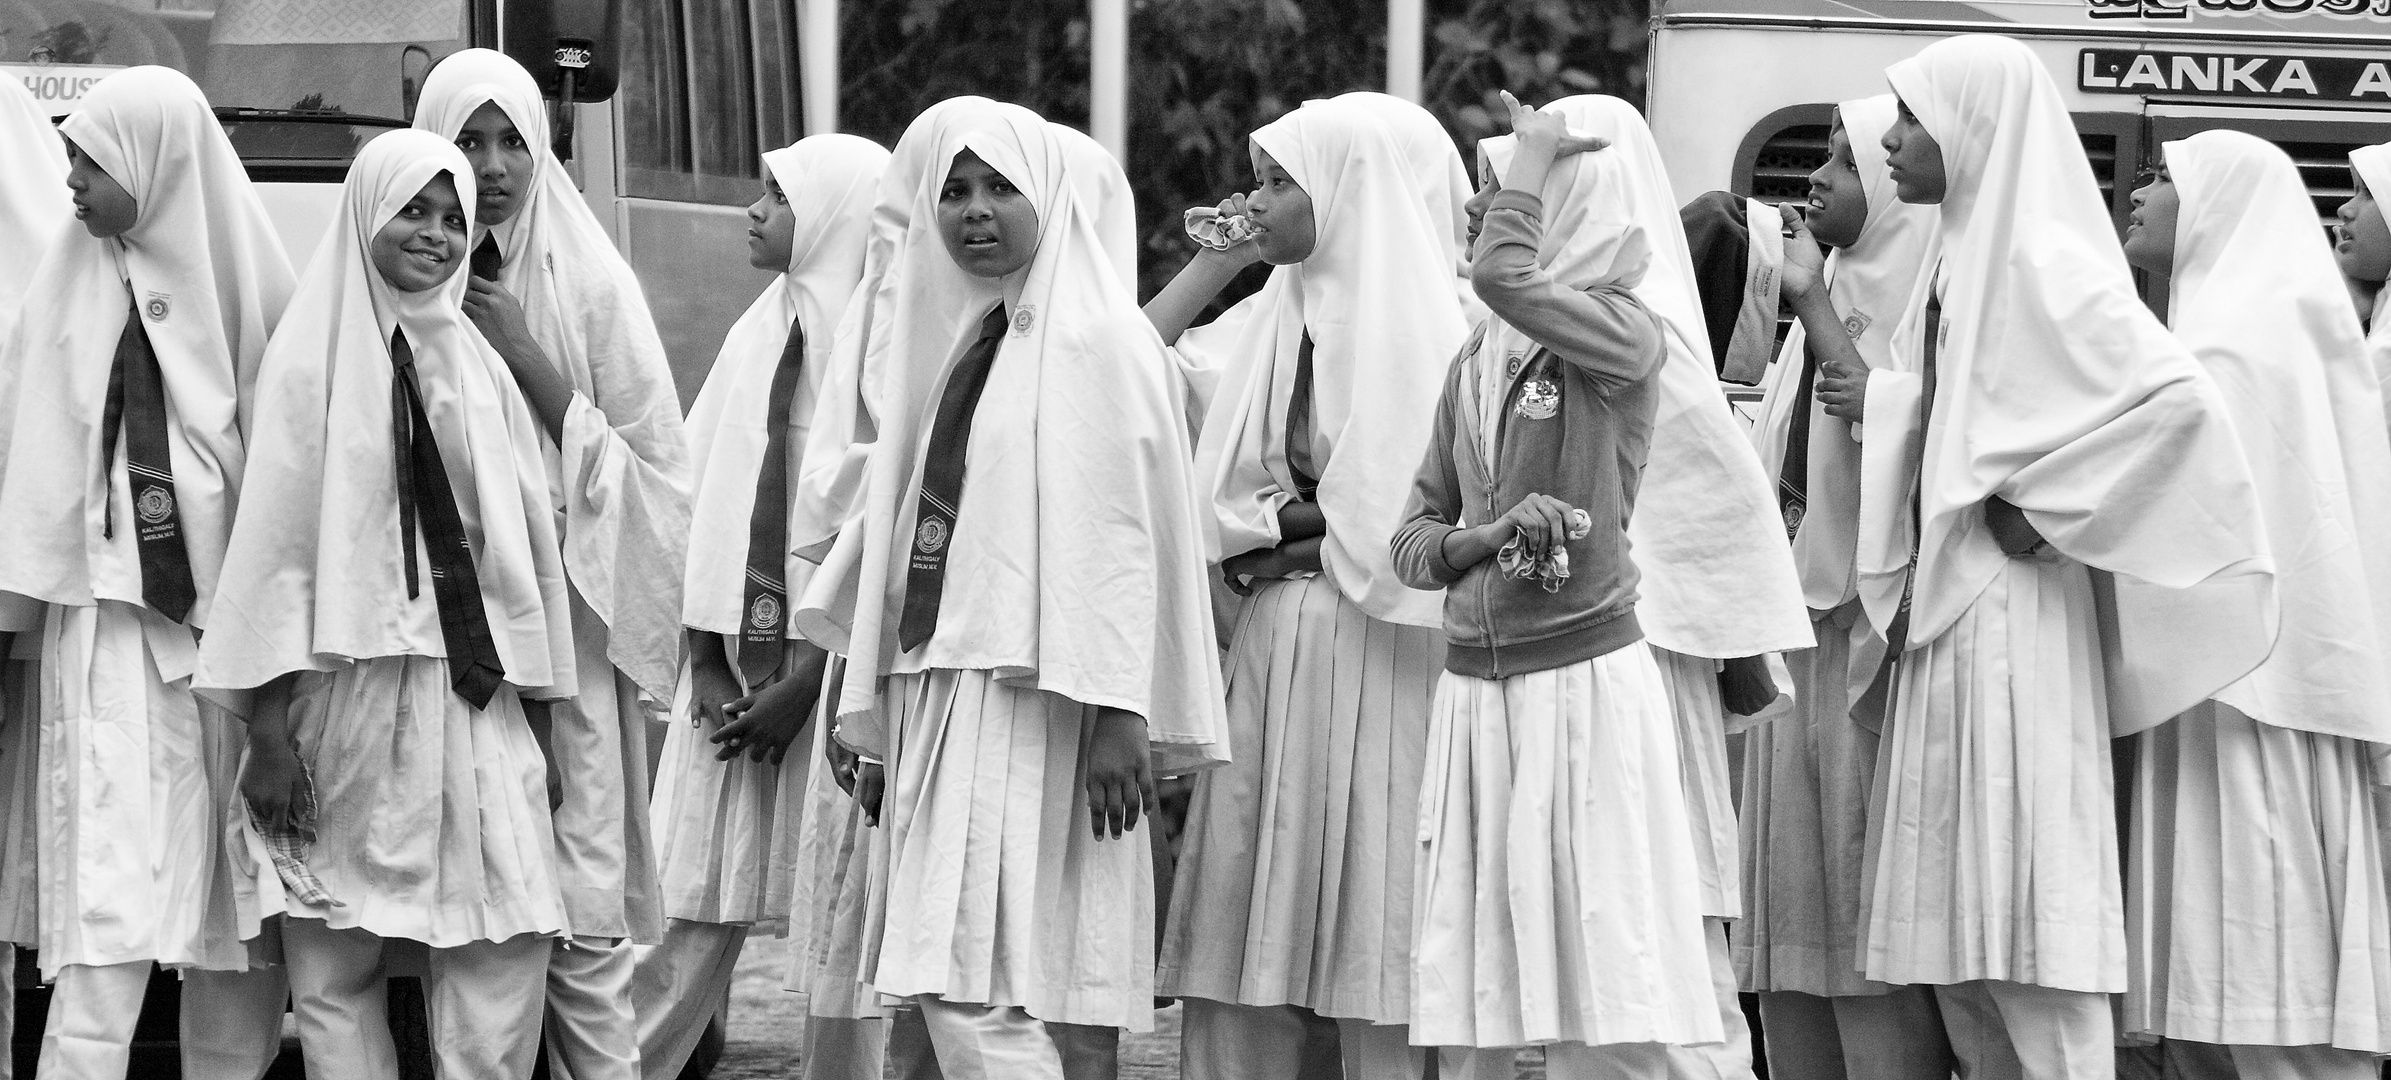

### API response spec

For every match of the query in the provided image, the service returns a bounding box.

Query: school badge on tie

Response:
[747,590,781,633]
[915,513,950,556]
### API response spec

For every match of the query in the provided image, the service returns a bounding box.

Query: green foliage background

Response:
[830,0,1651,302]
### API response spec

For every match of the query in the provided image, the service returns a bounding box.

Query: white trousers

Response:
[2158,1040,2379,1080]
[1754,986,1955,1080]
[912,994,1119,1080]
[1933,980,2111,1080]
[1664,918,1756,1080]
[35,960,285,1080]
[630,919,743,1079]
[282,918,549,1080]
[546,935,638,1080]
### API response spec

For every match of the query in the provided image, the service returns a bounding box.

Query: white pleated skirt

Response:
[1158,574,1441,1023]
[649,654,810,932]
[551,591,663,943]
[784,663,888,1020]
[1653,647,1742,919]
[1410,644,1721,1049]
[1734,606,1889,998]
[2125,700,2391,1052]
[1862,557,2124,993]
[866,668,1153,1031]
[37,601,251,974]
[278,655,567,948]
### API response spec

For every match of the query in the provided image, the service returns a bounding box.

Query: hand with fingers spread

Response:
[1084,707,1154,841]
[1495,90,1610,199]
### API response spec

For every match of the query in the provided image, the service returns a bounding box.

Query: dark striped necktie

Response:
[389,328,508,709]
[99,296,196,623]
[896,305,1010,654]
[735,314,808,687]
[1777,338,1819,541]
[1285,333,1320,502]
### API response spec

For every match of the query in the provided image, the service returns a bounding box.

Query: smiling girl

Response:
[1143,98,1469,1080]
[0,65,296,1079]
[198,128,578,1078]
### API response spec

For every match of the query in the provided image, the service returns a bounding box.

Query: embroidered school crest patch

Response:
[136,484,174,525]
[1843,309,1871,339]
[748,593,782,632]
[144,293,170,322]
[915,516,949,554]
[1011,307,1036,337]
[1505,352,1526,378]
[1515,378,1560,420]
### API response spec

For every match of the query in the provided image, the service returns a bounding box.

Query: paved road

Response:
[713,937,1551,1079]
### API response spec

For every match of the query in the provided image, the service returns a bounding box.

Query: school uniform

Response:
[792,100,1227,1080]
[0,66,295,1080]
[1390,102,1719,1079]
[2119,130,2391,1077]
[631,132,889,1080]
[1736,96,1952,1080]
[1159,98,1466,1080]
[413,52,685,1080]
[196,129,579,1080]
[1857,37,2274,1080]
[0,68,74,1080]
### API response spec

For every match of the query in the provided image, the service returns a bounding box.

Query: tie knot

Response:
[981,304,1009,341]
[390,329,416,370]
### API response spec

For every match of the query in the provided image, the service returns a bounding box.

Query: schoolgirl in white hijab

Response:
[1320,90,1483,323]
[794,99,1225,1073]
[197,128,574,1079]
[0,66,72,1046]
[2337,144,2391,401]
[1860,36,2272,1074]
[0,65,296,1079]
[1143,98,1466,1080]
[2117,129,2391,1074]
[413,48,688,1067]
[1736,94,1954,1078]
[1486,93,1809,1076]
[637,132,888,1080]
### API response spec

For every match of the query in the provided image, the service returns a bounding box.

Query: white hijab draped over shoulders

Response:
[1183,99,1466,630]
[1749,95,1936,613]
[682,134,887,636]
[197,130,574,698]
[2349,143,2391,415]
[415,49,690,701]
[0,66,293,634]
[2149,130,2391,745]
[0,71,72,347]
[795,100,1226,774]
[1524,95,1809,660]
[1875,35,2273,733]
[1317,91,1481,324]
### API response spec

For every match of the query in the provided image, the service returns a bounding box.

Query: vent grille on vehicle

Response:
[2279,139,2361,228]
[1742,123,2126,214]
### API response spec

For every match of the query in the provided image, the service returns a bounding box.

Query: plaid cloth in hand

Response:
[246,755,343,908]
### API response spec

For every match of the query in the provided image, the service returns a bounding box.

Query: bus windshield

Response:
[3,0,470,119]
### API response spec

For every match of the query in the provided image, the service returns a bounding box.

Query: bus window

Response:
[2,0,470,120]
[619,0,800,205]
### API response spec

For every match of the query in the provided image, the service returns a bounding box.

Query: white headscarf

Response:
[1493,95,1809,659]
[682,134,887,637]
[2145,129,2391,744]
[794,100,1225,774]
[1050,122,1137,288]
[196,129,575,697]
[0,71,71,346]
[414,48,690,700]
[1184,99,1467,629]
[1749,95,1937,612]
[2347,143,2391,408]
[1877,35,2272,731]
[788,98,986,567]
[0,66,294,629]
[1319,91,1481,322]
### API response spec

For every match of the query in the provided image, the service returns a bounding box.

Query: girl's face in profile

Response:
[1246,142,1317,265]
[372,174,470,293]
[2336,172,2391,285]
[747,175,797,271]
[1464,157,1498,258]
[1882,98,1947,206]
[1804,119,1870,249]
[62,136,137,239]
[2121,161,2178,276]
[937,150,1040,279]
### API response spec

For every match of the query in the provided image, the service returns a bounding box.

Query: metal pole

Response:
[1090,0,1128,160]
[1387,0,1424,102]
[801,0,839,135]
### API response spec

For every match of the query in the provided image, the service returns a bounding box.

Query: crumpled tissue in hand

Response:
[1185,206,1258,251]
[1496,508,1593,593]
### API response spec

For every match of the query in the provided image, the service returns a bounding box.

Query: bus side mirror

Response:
[502,0,621,159]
